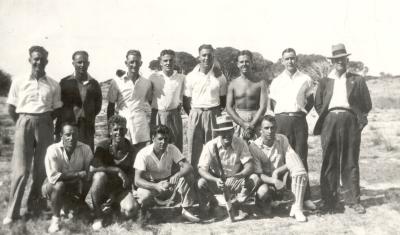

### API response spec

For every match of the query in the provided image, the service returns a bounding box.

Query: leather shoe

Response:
[181,208,200,223]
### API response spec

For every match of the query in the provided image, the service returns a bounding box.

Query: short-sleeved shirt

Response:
[7,74,63,113]
[328,70,350,109]
[149,71,184,111]
[269,70,314,114]
[91,138,136,177]
[198,136,252,177]
[107,75,152,117]
[44,141,93,184]
[184,65,227,108]
[134,144,185,181]
[249,134,305,176]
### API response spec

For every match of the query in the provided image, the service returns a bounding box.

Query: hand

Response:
[215,178,225,190]
[358,114,368,131]
[241,121,251,129]
[118,171,129,188]
[169,173,181,186]
[76,171,87,179]
[242,127,255,141]
[156,180,170,193]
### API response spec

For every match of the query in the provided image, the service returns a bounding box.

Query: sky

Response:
[0,0,399,81]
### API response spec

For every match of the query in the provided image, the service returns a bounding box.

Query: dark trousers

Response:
[320,112,361,205]
[77,117,95,151]
[275,114,312,200]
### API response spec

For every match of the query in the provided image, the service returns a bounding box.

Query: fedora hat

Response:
[327,43,351,59]
[213,115,234,132]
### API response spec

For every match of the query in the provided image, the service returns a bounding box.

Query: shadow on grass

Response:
[361,187,400,210]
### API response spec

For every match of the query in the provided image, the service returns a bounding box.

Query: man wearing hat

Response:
[197,114,259,220]
[314,43,372,214]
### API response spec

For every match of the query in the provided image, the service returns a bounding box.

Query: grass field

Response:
[0,77,400,234]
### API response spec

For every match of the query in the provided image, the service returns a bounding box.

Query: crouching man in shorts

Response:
[197,115,259,221]
[42,123,93,233]
[86,115,138,230]
[134,125,200,225]
[249,115,309,222]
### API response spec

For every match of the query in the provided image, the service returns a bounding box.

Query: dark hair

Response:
[126,50,142,59]
[281,48,296,57]
[237,50,253,61]
[198,44,214,53]
[160,49,175,58]
[29,46,48,58]
[261,115,277,126]
[72,50,89,60]
[151,124,171,138]
[108,115,127,130]
[61,122,78,133]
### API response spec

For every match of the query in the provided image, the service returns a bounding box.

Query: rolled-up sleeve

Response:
[183,74,193,97]
[44,145,62,184]
[239,141,252,165]
[198,143,212,170]
[6,80,19,106]
[107,79,119,103]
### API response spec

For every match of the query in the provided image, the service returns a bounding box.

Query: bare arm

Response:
[58,170,87,182]
[8,104,18,123]
[135,169,167,192]
[107,102,115,120]
[198,166,220,183]
[169,159,193,185]
[182,96,191,115]
[233,160,254,178]
[249,80,268,127]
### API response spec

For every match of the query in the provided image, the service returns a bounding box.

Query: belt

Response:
[192,106,220,111]
[19,112,52,117]
[276,112,306,117]
[328,107,355,115]
[152,108,179,113]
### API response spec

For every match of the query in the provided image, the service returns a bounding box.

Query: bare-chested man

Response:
[226,50,268,141]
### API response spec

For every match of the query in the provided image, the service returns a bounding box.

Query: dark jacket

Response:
[55,74,102,135]
[313,72,372,135]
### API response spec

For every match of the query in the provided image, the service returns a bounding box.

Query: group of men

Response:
[3,42,371,233]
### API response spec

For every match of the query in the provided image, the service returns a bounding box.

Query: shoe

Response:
[349,203,366,214]
[2,217,13,225]
[48,216,61,233]
[304,200,317,210]
[92,219,103,231]
[181,208,200,223]
[290,206,307,222]
[234,209,249,221]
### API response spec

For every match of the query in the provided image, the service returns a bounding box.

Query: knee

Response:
[136,189,153,208]
[248,173,261,188]
[257,184,271,201]
[53,181,66,192]
[121,198,139,218]
[197,178,208,191]
[92,172,107,183]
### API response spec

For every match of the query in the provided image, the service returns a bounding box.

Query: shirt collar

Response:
[253,136,275,148]
[72,72,93,83]
[328,70,347,80]
[30,74,47,81]
[195,63,215,77]
[57,140,84,150]
[284,69,299,79]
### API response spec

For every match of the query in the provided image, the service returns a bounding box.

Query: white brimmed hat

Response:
[327,43,351,59]
[213,115,234,132]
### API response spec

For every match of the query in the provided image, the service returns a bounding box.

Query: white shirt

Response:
[7,75,63,114]
[198,136,252,177]
[269,70,314,113]
[45,141,93,184]
[184,65,227,108]
[134,144,185,181]
[149,71,184,111]
[328,70,350,109]
[107,75,152,117]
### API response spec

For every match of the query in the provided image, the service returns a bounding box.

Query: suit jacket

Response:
[313,72,372,135]
[55,74,102,135]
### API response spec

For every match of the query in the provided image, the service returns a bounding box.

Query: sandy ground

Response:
[0,77,399,234]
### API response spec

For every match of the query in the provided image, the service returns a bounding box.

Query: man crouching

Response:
[86,115,138,230]
[42,123,93,233]
[134,125,200,225]
[248,115,309,222]
[197,115,259,221]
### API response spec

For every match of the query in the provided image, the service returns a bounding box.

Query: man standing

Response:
[134,125,200,224]
[3,46,63,225]
[149,49,185,151]
[86,115,138,230]
[107,50,152,150]
[183,44,227,171]
[197,115,258,220]
[249,115,308,222]
[56,51,102,150]
[314,44,372,214]
[226,50,268,141]
[269,48,316,210]
[41,123,93,233]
